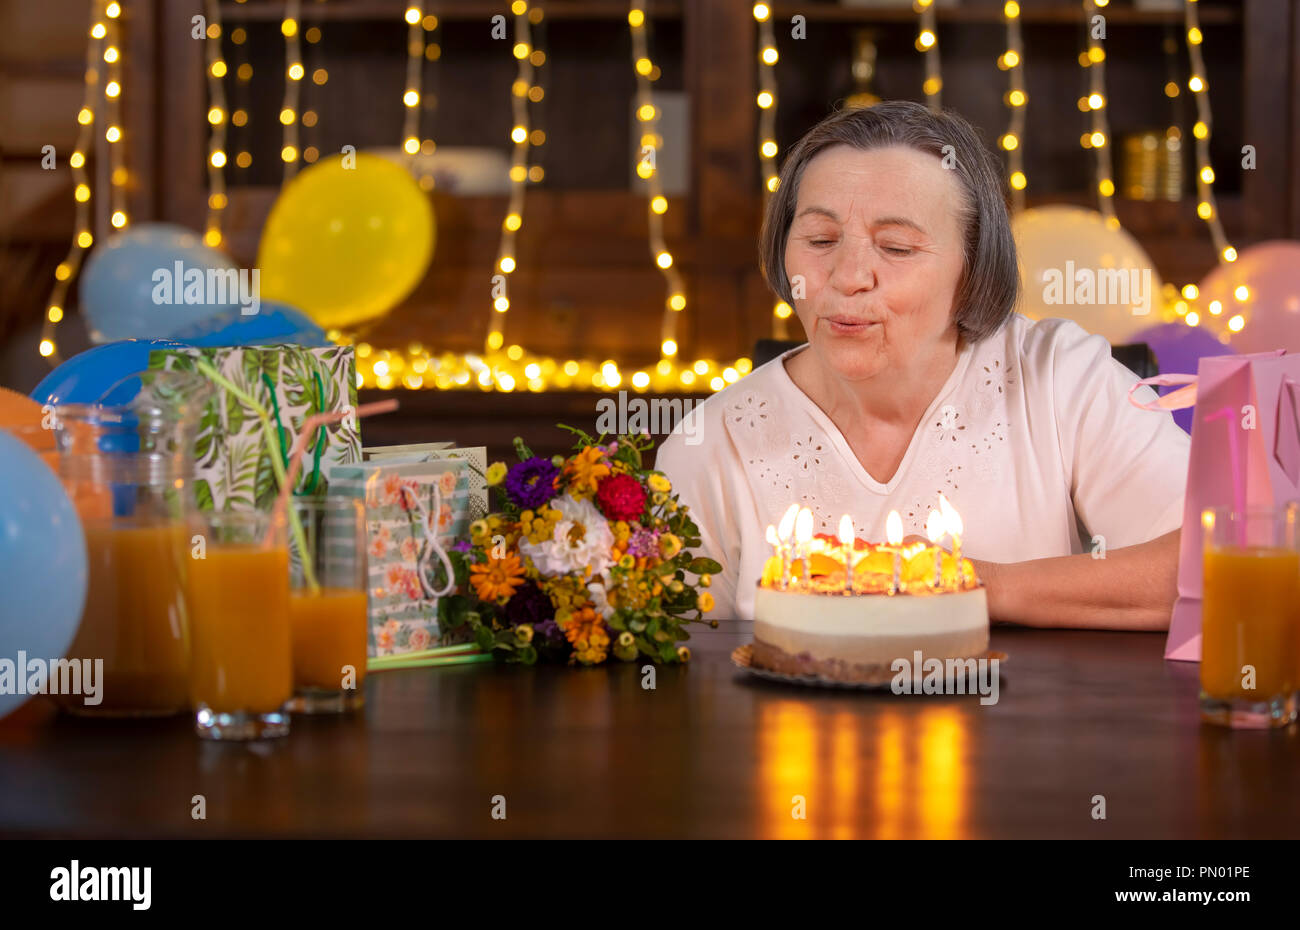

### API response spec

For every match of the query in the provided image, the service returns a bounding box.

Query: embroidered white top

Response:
[655,314,1191,621]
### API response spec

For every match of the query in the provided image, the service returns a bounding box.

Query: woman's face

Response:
[784,144,967,382]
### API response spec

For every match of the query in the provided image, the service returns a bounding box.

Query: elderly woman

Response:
[656,101,1189,629]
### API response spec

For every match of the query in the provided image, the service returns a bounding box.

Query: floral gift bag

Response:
[328,445,487,656]
[147,344,360,511]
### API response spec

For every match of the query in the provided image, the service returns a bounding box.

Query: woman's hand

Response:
[967,530,1181,630]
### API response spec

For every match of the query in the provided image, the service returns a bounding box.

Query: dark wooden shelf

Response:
[219,0,684,22]
[769,2,1241,26]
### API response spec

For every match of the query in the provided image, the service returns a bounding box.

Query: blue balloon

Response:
[81,223,243,342]
[30,338,188,408]
[0,431,88,720]
[168,300,329,347]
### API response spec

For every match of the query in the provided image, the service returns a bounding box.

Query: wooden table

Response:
[1,625,1297,839]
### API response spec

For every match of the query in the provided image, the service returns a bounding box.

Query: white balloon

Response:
[1012,206,1164,344]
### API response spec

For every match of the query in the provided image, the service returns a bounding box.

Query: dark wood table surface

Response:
[1,624,1297,839]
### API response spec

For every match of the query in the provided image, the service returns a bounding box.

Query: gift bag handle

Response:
[398,481,455,599]
[1127,374,1198,411]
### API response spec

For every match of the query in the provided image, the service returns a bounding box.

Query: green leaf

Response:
[687,557,722,575]
[516,644,538,665]
[605,613,626,631]
[635,637,656,658]
[658,642,677,663]
[512,436,535,461]
[193,478,214,511]
[474,626,496,651]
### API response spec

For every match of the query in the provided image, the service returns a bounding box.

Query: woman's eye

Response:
[809,239,835,247]
[883,246,913,256]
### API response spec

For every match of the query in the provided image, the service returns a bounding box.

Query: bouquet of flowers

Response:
[439,427,721,665]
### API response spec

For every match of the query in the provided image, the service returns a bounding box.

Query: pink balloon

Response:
[1197,240,1300,354]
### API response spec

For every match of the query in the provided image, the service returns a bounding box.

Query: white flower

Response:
[587,579,615,621]
[517,495,615,579]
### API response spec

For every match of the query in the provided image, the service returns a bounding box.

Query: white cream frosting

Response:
[752,585,989,665]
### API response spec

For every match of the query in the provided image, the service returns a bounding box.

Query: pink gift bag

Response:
[1129,350,1300,661]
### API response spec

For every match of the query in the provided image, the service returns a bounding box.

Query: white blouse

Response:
[656,313,1191,621]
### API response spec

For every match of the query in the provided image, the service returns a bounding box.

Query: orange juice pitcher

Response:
[50,374,210,717]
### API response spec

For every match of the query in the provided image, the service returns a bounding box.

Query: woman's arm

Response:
[968,530,1180,630]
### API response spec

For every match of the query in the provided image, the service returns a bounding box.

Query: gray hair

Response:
[759,101,1018,343]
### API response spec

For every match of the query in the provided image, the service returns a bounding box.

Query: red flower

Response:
[595,473,647,522]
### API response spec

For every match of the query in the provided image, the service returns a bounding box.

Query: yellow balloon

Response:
[1012,206,1163,344]
[257,153,434,329]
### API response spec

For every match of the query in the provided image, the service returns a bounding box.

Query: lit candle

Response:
[838,514,854,594]
[925,509,946,589]
[794,507,813,588]
[886,510,903,595]
[777,504,798,588]
[938,493,964,587]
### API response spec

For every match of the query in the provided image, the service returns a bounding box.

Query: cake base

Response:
[750,639,914,684]
[733,643,1008,690]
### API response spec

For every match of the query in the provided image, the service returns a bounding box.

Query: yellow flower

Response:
[647,473,671,493]
[469,551,526,603]
[618,553,635,570]
[676,645,691,662]
[698,591,715,612]
[564,445,611,499]
[658,533,682,559]
[617,631,634,648]
[515,624,534,644]
[700,573,711,588]
[485,462,508,486]
[469,519,490,543]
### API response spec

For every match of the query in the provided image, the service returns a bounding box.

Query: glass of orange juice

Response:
[187,510,293,740]
[287,498,369,714]
[1200,503,1300,728]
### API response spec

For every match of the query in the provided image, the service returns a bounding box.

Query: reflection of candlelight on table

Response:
[926,510,946,589]
[838,514,854,594]
[886,510,903,595]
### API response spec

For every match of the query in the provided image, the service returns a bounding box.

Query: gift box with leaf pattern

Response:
[146,345,361,511]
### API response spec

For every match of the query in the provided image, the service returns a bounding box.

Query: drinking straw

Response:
[195,359,316,581]
[271,399,400,591]
[368,642,483,666]
[367,652,494,672]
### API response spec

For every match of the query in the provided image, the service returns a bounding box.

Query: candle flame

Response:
[838,514,854,547]
[777,503,799,542]
[794,507,813,545]
[925,509,946,543]
[938,492,963,536]
[765,524,779,547]
[885,510,903,546]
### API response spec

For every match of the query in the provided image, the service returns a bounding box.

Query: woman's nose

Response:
[828,235,878,295]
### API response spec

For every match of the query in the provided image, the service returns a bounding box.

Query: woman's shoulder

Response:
[986,313,1114,383]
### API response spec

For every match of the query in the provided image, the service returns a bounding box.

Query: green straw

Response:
[195,358,319,591]
[368,643,483,666]
[367,652,494,672]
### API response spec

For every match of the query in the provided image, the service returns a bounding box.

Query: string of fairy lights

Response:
[281,0,304,179]
[203,0,227,248]
[40,0,113,362]
[630,0,687,365]
[1176,0,1246,336]
[401,4,441,191]
[752,3,790,339]
[229,7,252,175]
[1183,0,1235,267]
[484,0,540,356]
[916,0,941,110]
[1080,0,1117,228]
[103,5,127,234]
[1000,1,1027,212]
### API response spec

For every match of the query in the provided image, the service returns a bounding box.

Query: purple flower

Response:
[627,526,660,559]
[504,456,559,510]
[504,582,563,644]
[452,538,473,553]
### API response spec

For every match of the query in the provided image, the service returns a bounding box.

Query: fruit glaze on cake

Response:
[751,501,989,683]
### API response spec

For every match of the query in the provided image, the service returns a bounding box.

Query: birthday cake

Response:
[751,507,988,683]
